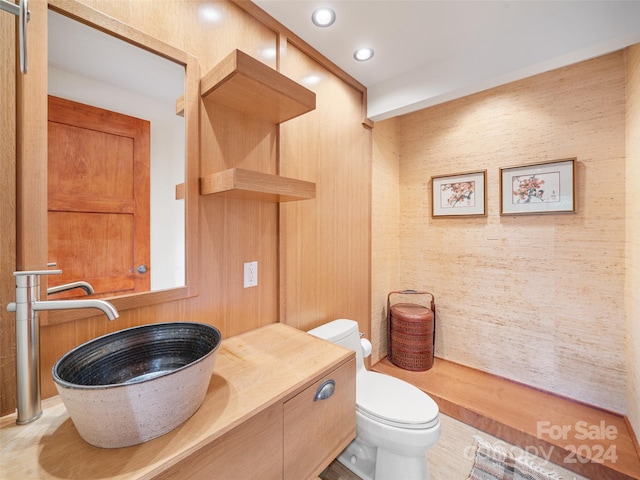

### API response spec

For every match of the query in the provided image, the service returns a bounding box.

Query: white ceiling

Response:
[253,0,640,121]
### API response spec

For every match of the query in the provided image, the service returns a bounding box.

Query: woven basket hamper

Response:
[387,290,436,371]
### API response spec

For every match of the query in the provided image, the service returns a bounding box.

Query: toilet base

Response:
[374,447,429,480]
[336,437,430,480]
[337,438,376,480]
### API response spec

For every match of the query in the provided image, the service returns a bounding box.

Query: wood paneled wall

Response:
[1,0,370,415]
[373,52,629,413]
[279,43,372,336]
[0,1,17,415]
[626,44,640,436]
[0,0,50,416]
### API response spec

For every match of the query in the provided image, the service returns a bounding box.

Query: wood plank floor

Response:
[320,460,361,480]
[373,357,640,480]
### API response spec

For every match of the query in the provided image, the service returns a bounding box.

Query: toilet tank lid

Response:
[307,319,358,342]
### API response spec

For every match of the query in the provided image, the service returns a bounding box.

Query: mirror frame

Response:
[43,0,199,324]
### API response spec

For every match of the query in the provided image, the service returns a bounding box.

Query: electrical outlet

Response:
[244,261,258,288]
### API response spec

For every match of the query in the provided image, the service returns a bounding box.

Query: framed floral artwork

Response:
[431,170,487,217]
[500,158,576,215]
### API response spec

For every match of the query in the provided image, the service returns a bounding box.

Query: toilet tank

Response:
[308,319,364,370]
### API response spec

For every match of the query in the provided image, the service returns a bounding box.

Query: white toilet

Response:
[308,319,441,480]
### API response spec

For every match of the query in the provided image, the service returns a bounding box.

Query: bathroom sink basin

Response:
[52,322,221,448]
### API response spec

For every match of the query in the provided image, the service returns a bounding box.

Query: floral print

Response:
[512,173,559,204]
[441,181,475,207]
[513,175,545,203]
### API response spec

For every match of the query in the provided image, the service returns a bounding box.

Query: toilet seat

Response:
[356,372,439,430]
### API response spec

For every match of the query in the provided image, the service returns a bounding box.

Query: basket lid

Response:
[391,303,432,320]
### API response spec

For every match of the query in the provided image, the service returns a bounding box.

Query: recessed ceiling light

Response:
[354,48,374,62]
[312,8,336,27]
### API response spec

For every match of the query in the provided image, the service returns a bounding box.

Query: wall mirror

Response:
[45,0,199,324]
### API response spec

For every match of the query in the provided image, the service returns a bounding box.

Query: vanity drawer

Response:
[155,402,283,480]
[283,357,356,480]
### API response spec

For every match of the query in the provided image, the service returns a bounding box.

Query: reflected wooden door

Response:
[47,96,150,298]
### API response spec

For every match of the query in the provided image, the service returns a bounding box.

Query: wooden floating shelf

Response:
[175,95,184,117]
[201,49,316,124]
[199,50,317,202]
[200,168,316,202]
[175,183,185,200]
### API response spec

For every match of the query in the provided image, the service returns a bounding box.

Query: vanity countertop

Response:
[0,323,353,479]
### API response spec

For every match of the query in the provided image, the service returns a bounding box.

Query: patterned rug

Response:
[467,436,564,480]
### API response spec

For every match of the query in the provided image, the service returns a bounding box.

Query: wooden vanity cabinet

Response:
[284,360,355,480]
[0,324,355,480]
[156,358,355,480]
[154,403,284,480]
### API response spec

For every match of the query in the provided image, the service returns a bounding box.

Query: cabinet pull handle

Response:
[314,379,335,401]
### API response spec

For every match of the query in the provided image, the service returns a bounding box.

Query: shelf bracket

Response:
[1,0,30,73]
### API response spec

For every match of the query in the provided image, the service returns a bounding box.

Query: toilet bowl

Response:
[308,319,440,480]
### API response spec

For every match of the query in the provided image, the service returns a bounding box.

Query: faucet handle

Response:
[7,269,62,313]
[11,270,63,297]
[13,269,62,277]
[48,281,94,296]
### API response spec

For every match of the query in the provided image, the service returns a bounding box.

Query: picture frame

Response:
[500,158,576,215]
[431,170,487,217]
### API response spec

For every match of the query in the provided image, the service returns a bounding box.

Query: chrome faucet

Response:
[47,280,95,296]
[6,269,119,424]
